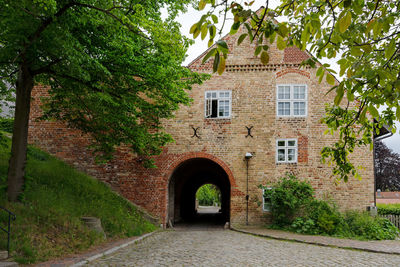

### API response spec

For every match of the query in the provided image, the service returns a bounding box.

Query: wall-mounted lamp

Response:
[245,152,253,225]
[245,152,253,159]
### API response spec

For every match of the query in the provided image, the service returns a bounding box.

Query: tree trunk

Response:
[7,65,33,202]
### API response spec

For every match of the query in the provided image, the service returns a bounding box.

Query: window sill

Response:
[204,117,231,120]
[276,116,307,120]
[275,162,298,165]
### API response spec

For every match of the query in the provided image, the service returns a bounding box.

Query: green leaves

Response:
[338,11,352,33]
[202,48,217,63]
[4,0,207,166]
[368,105,379,118]
[385,39,396,60]
[237,33,247,45]
[217,40,229,53]
[198,0,206,10]
[277,35,286,50]
[260,51,269,65]
[334,84,344,106]
[217,55,226,75]
[326,73,335,86]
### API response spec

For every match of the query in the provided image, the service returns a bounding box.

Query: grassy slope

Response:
[0,140,155,264]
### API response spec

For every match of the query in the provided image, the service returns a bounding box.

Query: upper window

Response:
[276,139,297,163]
[205,91,231,118]
[276,85,307,117]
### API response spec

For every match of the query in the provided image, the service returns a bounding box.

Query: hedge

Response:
[377,205,400,216]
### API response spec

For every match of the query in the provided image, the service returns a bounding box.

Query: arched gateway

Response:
[167,156,232,225]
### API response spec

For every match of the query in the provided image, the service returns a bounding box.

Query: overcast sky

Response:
[174,3,400,154]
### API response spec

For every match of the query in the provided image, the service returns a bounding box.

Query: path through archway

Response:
[168,158,230,226]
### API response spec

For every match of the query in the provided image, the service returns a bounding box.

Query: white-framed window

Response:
[205,90,231,118]
[276,84,307,117]
[262,188,272,212]
[276,139,298,163]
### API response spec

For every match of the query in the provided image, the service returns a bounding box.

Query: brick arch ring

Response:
[165,152,237,187]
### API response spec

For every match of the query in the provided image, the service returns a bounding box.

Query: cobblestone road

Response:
[88,229,400,266]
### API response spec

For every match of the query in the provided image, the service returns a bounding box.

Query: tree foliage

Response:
[192,0,400,182]
[375,141,400,191]
[0,0,206,200]
[196,184,221,206]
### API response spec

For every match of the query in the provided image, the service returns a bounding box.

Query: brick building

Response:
[28,26,374,226]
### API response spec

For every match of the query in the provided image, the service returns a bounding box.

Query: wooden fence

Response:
[380,214,400,229]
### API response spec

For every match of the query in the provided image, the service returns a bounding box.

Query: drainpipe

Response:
[373,131,393,206]
[245,152,253,225]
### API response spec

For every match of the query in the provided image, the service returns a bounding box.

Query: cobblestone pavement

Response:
[88,228,400,267]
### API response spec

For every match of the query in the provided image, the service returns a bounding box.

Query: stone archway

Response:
[167,157,231,225]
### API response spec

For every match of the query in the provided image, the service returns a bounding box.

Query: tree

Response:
[192,0,400,182]
[0,0,206,201]
[196,184,221,206]
[375,141,400,191]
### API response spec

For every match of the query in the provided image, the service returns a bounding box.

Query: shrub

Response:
[262,173,314,226]
[344,211,399,240]
[290,217,319,235]
[261,174,399,240]
[377,204,400,216]
[0,118,13,133]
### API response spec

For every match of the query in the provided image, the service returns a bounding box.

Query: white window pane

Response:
[278,86,290,99]
[278,101,290,115]
[294,102,306,116]
[299,102,305,115]
[288,140,296,146]
[294,102,299,115]
[218,100,230,117]
[212,92,217,98]
[288,149,295,161]
[206,92,211,98]
[294,86,305,99]
[284,102,290,115]
[278,149,285,161]
[277,140,285,146]
[278,102,284,115]
[264,201,271,211]
[278,86,284,99]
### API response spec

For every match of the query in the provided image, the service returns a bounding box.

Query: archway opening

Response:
[168,158,230,226]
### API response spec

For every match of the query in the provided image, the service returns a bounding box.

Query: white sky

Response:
[174,2,400,154]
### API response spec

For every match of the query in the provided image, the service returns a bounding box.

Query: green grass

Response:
[0,138,156,264]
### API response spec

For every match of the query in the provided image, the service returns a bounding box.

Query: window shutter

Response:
[205,98,211,118]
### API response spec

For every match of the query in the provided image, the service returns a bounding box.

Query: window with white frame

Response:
[277,85,307,117]
[262,188,272,212]
[276,139,298,163]
[205,90,231,118]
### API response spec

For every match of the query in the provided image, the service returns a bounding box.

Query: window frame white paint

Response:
[262,187,273,212]
[276,84,308,117]
[276,138,298,163]
[204,90,232,119]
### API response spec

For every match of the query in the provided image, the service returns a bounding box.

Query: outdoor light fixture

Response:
[245,152,253,225]
[245,152,253,159]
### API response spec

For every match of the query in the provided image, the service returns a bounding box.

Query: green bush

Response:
[196,184,221,206]
[262,173,314,225]
[377,204,400,216]
[0,118,13,133]
[261,174,399,240]
[344,211,399,240]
